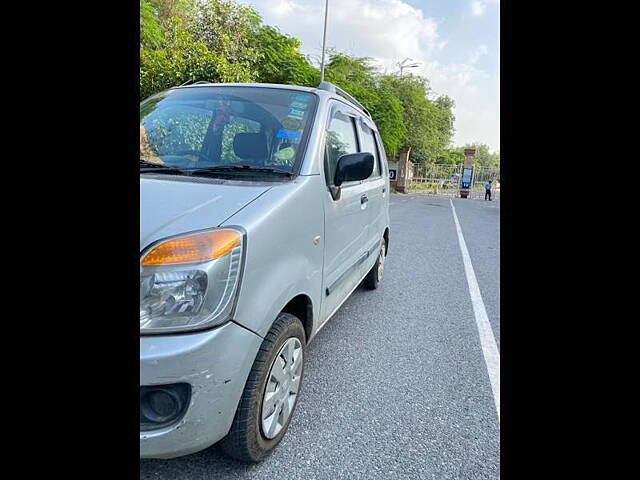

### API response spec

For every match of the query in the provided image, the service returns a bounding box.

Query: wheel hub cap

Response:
[261,337,303,439]
[377,244,386,281]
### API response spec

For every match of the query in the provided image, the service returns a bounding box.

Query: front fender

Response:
[225,175,325,338]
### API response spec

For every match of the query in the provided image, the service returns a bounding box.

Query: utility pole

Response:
[320,0,329,82]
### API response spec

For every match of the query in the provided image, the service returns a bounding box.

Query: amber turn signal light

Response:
[141,229,241,266]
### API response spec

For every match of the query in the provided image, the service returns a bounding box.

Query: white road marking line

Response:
[450,198,500,423]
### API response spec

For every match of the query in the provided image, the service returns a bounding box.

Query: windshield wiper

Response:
[188,165,293,177]
[140,159,186,174]
[140,161,293,178]
[140,159,168,168]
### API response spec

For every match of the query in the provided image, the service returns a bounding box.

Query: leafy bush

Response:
[140,18,253,99]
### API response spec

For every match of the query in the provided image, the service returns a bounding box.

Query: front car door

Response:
[320,102,371,323]
[356,116,387,277]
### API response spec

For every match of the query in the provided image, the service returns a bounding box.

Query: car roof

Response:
[177,82,318,94]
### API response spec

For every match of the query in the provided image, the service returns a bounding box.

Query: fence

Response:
[406,164,500,200]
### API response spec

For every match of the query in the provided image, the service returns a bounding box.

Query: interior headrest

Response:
[233,132,268,161]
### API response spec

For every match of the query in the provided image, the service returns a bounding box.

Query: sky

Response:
[237,0,500,152]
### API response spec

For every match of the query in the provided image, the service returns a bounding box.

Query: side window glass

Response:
[325,110,358,184]
[359,122,381,177]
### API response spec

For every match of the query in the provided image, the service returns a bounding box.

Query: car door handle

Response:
[361,194,368,204]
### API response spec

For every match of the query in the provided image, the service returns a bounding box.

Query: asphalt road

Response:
[140,194,500,479]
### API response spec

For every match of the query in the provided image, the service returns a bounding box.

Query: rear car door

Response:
[320,102,371,322]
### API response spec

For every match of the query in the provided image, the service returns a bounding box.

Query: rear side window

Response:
[358,122,381,178]
[325,111,358,184]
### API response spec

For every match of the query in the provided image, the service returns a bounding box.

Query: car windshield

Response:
[140,86,318,176]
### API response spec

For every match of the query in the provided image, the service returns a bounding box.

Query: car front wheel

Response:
[218,312,305,462]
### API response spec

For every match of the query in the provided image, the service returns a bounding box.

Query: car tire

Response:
[218,312,306,463]
[364,237,386,290]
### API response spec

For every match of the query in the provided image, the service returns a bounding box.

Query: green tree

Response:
[432,95,456,153]
[415,96,455,163]
[140,0,261,99]
[140,0,164,48]
[377,74,454,164]
[251,26,319,86]
[380,74,427,161]
[188,0,261,72]
[147,0,195,28]
[324,53,380,107]
[438,147,465,165]
[140,17,253,99]
[372,92,405,157]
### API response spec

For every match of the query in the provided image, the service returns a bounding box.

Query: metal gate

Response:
[407,164,500,200]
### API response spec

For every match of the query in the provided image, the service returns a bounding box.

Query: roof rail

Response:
[317,81,371,119]
[175,79,211,87]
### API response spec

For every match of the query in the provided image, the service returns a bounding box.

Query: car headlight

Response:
[140,228,245,334]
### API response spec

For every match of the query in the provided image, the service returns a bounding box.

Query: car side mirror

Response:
[334,152,374,187]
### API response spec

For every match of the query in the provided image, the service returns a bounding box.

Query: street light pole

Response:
[320,0,329,82]
[397,57,420,77]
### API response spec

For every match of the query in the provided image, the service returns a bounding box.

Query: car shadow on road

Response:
[140,445,260,479]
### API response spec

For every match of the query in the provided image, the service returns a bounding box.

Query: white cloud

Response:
[470,0,500,17]
[468,44,488,64]
[239,0,499,150]
[255,0,444,64]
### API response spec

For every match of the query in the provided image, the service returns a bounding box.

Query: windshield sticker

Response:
[282,117,302,130]
[290,101,308,110]
[276,129,302,141]
[289,93,310,103]
[287,108,305,120]
[275,145,296,161]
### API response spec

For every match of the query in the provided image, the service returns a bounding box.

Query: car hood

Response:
[140,177,272,250]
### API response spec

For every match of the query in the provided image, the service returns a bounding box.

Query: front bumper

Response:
[140,321,263,459]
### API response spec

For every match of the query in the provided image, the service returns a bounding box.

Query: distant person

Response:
[484,180,492,201]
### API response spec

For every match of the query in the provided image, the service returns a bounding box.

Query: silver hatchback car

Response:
[140,81,390,462]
